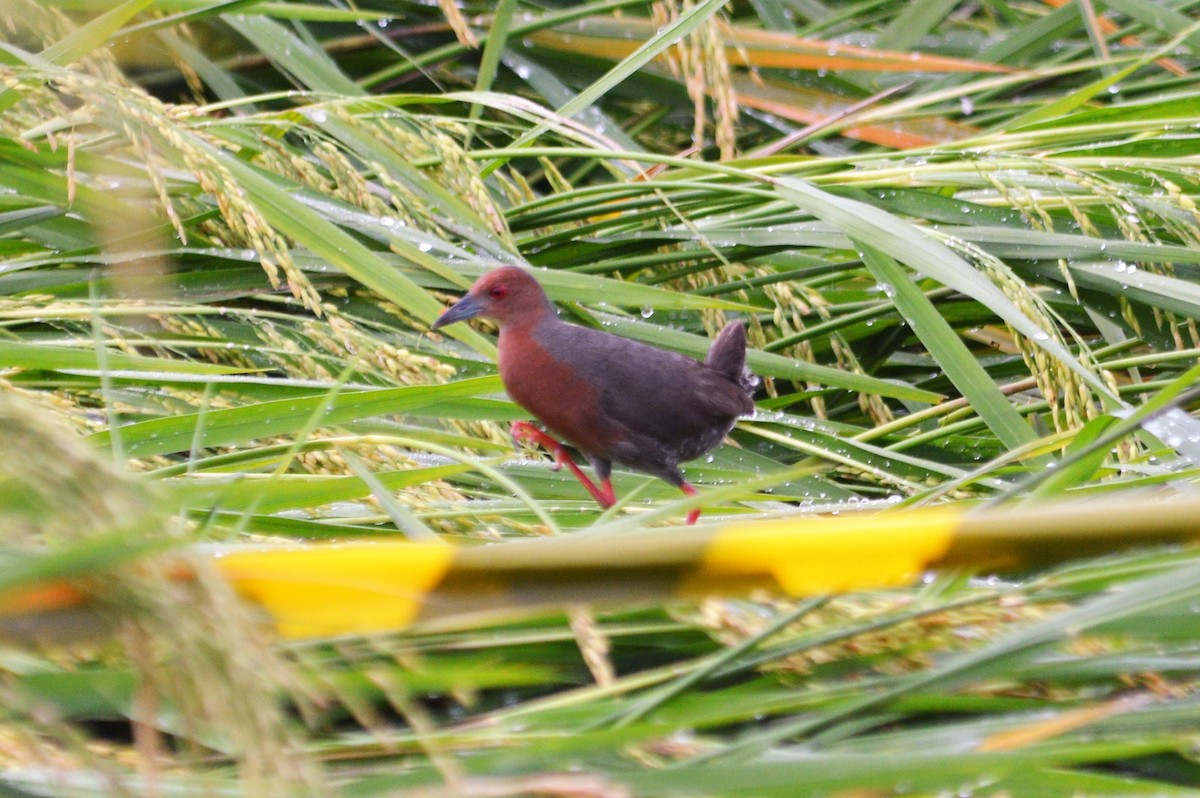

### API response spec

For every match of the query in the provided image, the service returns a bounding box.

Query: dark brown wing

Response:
[537,321,752,455]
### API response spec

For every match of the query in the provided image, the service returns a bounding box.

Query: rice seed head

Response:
[437,0,479,48]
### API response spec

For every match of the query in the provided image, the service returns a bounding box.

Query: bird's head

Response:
[431,266,553,330]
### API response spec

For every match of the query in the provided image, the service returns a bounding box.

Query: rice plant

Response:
[1,1,1199,795]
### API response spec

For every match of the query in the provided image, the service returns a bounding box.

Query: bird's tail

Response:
[706,323,758,395]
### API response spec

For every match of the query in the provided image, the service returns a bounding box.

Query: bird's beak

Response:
[430,293,484,330]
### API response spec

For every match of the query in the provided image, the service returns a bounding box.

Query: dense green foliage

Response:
[2,0,1200,795]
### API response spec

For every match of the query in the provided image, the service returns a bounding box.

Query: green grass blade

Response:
[858,242,1037,451]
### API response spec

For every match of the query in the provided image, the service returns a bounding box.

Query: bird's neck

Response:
[496,311,560,378]
[499,306,558,339]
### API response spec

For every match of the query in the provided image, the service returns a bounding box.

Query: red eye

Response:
[489,285,507,299]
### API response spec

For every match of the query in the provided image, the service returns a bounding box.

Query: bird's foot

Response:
[510,421,616,509]
[511,421,564,471]
[597,478,616,508]
[680,482,701,525]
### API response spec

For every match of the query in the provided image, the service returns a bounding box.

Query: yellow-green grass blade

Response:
[86,375,503,459]
[0,0,155,112]
[858,242,1038,452]
[772,176,1117,402]
[481,0,730,177]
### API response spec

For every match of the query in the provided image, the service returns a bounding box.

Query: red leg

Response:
[511,421,615,509]
[680,482,701,525]
[597,477,615,508]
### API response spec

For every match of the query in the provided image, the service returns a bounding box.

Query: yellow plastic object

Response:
[686,508,960,596]
[216,543,455,638]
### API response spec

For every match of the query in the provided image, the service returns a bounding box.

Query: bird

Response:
[431,266,756,524]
